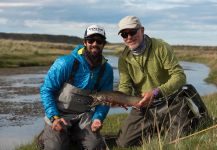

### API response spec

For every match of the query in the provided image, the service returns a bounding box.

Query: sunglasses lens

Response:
[121,33,128,38]
[120,29,138,38]
[87,39,94,44]
[86,38,104,45]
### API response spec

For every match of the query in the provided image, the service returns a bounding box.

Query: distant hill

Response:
[0,32,83,44]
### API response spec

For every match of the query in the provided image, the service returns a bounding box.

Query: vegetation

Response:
[0,39,75,67]
[173,45,217,85]
[0,32,83,44]
[0,39,216,149]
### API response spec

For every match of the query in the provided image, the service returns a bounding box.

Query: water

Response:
[0,55,217,150]
[181,61,217,95]
[0,118,43,150]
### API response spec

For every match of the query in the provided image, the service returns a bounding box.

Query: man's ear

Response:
[141,27,145,33]
[83,40,87,46]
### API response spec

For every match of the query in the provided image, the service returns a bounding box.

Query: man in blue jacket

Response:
[40,25,113,150]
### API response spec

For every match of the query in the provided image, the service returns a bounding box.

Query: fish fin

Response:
[132,106,140,110]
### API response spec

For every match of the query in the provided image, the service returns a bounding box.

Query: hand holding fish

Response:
[89,90,166,112]
[135,91,154,108]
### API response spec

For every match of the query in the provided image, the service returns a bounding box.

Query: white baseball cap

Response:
[84,24,106,39]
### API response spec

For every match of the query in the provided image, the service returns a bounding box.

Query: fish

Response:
[89,91,142,108]
[89,91,167,109]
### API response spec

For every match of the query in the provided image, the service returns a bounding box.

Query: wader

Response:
[116,84,210,147]
[39,59,107,150]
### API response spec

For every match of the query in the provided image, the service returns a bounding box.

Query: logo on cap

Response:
[84,25,106,39]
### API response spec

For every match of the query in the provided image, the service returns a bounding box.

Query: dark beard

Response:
[84,49,102,69]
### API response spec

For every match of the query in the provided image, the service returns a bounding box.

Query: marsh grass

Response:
[0,39,74,67]
[16,141,38,150]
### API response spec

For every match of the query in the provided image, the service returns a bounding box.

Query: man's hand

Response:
[135,91,154,108]
[91,119,102,132]
[51,118,68,131]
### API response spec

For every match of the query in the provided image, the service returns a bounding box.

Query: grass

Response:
[0,39,216,149]
[0,39,74,67]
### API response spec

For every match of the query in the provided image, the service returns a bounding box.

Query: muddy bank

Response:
[0,101,43,127]
[0,66,49,75]
[0,67,46,128]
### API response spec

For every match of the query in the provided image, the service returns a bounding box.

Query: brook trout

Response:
[90,91,142,107]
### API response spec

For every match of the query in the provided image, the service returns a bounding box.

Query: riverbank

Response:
[173,45,217,85]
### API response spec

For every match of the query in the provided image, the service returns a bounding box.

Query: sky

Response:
[0,0,217,46]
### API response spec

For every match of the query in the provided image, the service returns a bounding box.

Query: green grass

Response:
[16,139,38,150]
[0,39,74,67]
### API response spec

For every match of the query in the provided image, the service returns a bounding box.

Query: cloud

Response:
[23,19,117,38]
[0,0,217,45]
[0,18,7,24]
[0,2,42,8]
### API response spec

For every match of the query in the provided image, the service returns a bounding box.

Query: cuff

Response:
[152,88,162,98]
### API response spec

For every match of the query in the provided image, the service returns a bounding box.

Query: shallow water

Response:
[0,118,43,150]
[181,61,217,95]
[0,55,217,150]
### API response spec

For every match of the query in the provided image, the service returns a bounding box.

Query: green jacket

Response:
[118,35,186,97]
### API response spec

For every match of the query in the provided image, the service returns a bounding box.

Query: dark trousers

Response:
[42,112,106,150]
[116,99,195,147]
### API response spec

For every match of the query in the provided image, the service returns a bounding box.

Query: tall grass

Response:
[0,39,74,67]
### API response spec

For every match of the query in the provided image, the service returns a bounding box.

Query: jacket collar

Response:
[72,45,107,66]
[122,34,152,63]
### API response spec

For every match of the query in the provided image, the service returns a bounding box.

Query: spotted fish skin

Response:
[89,91,142,107]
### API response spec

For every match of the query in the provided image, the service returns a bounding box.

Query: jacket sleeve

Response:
[158,43,186,96]
[91,64,114,121]
[40,57,69,119]
[118,56,134,95]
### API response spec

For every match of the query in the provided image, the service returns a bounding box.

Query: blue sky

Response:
[0,0,217,46]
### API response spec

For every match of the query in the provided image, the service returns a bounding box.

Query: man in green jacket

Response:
[116,16,193,147]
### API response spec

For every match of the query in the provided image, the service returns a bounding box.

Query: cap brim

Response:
[84,33,106,39]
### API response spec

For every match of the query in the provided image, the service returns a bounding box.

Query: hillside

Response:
[0,32,83,44]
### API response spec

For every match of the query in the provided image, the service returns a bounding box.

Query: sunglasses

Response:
[120,29,139,39]
[86,38,105,45]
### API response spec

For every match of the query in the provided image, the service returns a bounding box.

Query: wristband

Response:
[152,88,160,98]
[50,116,60,123]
